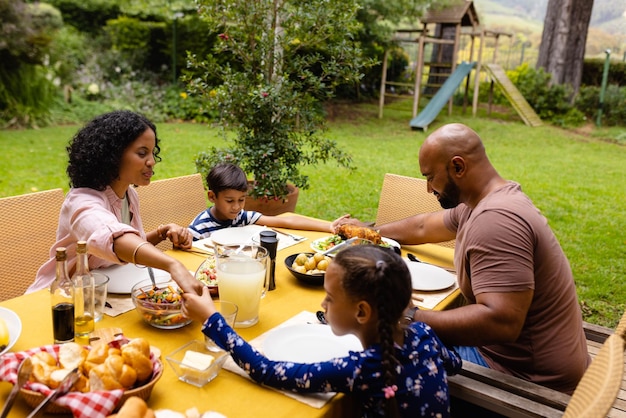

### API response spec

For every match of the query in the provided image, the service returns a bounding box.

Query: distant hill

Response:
[472,0,626,57]
[474,0,626,34]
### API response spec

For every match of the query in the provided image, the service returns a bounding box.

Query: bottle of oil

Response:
[72,241,95,338]
[51,247,74,343]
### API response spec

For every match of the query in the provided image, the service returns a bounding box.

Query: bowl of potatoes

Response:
[284,252,331,286]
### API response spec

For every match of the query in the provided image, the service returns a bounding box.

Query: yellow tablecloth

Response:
[0,224,457,417]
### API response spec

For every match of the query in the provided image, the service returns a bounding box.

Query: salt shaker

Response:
[259,236,278,291]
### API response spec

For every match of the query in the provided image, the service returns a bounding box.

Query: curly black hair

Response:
[66,110,161,190]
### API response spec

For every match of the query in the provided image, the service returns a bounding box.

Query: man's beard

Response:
[437,173,461,209]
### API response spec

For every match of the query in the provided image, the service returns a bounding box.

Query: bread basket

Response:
[20,362,163,414]
[18,333,163,415]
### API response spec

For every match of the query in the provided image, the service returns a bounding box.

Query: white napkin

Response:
[222,311,337,408]
[192,229,305,253]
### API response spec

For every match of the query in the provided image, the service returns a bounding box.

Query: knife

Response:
[26,367,80,418]
[407,253,457,274]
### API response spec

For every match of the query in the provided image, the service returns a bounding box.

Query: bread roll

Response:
[59,342,88,371]
[121,339,153,382]
[89,354,137,390]
[108,396,155,418]
[30,351,59,387]
[85,343,121,374]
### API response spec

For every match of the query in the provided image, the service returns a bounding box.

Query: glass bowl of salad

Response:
[194,255,219,297]
[131,279,192,329]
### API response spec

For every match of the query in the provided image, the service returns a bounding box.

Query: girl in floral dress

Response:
[183,245,461,417]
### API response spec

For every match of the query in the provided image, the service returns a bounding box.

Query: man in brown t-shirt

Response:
[375,123,590,394]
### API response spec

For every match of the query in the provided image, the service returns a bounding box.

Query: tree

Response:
[536,0,594,97]
[189,0,368,201]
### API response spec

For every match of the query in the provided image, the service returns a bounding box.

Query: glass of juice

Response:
[214,244,268,328]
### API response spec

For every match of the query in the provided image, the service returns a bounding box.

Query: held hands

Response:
[158,223,192,249]
[170,263,204,295]
[182,286,216,323]
[330,214,369,233]
[331,214,354,233]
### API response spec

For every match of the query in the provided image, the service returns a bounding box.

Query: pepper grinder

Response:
[260,236,278,291]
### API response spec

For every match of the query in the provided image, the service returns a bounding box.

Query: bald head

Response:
[418,123,504,208]
[420,123,486,164]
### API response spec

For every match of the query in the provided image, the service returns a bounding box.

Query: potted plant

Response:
[186,0,370,214]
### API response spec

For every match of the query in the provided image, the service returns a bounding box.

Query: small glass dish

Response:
[166,340,228,387]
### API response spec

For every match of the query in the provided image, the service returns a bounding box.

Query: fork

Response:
[269,228,306,242]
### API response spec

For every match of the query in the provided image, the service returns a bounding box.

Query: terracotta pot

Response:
[245,184,299,216]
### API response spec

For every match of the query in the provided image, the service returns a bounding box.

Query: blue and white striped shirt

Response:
[188,208,262,240]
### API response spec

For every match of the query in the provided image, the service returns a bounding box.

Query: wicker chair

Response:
[375,173,455,249]
[562,333,625,418]
[0,189,65,301]
[136,173,208,250]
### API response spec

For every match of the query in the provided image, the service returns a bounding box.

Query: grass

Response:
[1,99,624,327]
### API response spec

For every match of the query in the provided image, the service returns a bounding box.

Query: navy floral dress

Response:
[202,313,461,417]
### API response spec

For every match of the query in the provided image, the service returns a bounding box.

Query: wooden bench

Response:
[449,321,626,418]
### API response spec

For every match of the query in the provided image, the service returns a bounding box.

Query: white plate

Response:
[0,307,22,355]
[263,324,362,363]
[404,259,456,291]
[209,225,266,246]
[92,264,171,294]
[310,235,400,254]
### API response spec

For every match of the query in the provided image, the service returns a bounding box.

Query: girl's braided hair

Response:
[333,245,412,417]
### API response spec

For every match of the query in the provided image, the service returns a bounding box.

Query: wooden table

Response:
[0,224,457,417]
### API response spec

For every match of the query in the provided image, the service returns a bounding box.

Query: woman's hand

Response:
[169,263,204,295]
[182,286,216,323]
[160,223,192,249]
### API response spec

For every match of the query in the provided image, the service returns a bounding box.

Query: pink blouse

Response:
[27,187,145,293]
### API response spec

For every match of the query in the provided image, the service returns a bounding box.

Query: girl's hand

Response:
[182,286,216,323]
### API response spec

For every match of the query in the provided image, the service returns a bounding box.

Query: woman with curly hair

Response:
[28,110,203,295]
[183,245,461,417]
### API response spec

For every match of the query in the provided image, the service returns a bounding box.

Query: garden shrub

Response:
[28,2,63,32]
[104,17,167,73]
[47,0,121,34]
[47,26,89,86]
[0,64,58,128]
[582,59,626,86]
[576,84,626,126]
[158,86,216,123]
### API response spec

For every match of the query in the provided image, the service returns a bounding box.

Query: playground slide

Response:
[409,61,476,131]
[484,63,542,127]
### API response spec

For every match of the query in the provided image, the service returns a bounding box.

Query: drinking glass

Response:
[204,300,238,351]
[92,273,109,322]
[214,244,268,328]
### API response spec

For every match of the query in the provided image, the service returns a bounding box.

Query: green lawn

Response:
[1,100,624,327]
